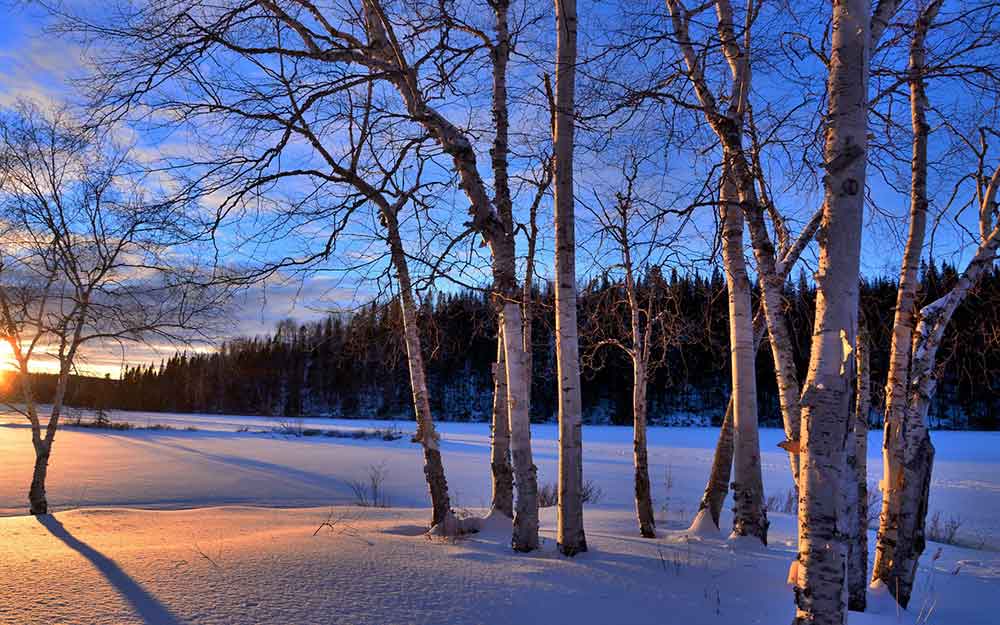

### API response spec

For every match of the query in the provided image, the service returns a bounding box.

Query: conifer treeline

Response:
[64,262,1000,429]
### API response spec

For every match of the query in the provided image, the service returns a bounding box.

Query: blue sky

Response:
[0,1,993,376]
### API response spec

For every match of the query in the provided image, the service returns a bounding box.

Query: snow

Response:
[1,410,999,624]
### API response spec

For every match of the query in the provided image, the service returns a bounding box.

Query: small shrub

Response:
[927,511,962,545]
[867,483,882,528]
[581,480,604,505]
[72,417,134,431]
[537,480,602,508]
[349,463,390,508]
[93,409,112,428]
[538,482,558,508]
[275,418,305,436]
[765,488,797,514]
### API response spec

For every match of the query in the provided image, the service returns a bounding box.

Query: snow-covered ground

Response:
[1,409,999,624]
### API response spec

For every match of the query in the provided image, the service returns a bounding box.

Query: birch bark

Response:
[720,172,768,544]
[871,1,941,605]
[553,0,586,556]
[384,209,455,529]
[793,1,870,621]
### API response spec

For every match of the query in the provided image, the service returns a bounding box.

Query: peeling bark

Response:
[794,1,871,622]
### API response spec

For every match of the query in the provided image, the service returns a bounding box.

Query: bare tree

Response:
[552,0,586,557]
[65,0,547,549]
[792,0,871,621]
[584,155,687,539]
[0,103,225,515]
[859,0,1000,607]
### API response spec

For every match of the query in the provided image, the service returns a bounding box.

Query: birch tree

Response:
[847,320,870,611]
[664,0,803,489]
[0,103,224,515]
[872,49,1000,614]
[717,170,768,543]
[552,0,586,556]
[792,0,871,621]
[692,211,821,531]
[870,0,940,606]
[585,156,687,538]
[69,0,546,550]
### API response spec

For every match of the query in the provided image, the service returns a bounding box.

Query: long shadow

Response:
[36,515,183,625]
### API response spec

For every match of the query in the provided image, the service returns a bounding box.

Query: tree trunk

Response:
[29,438,51,515]
[553,0,586,557]
[743,210,801,484]
[385,211,453,529]
[501,302,539,551]
[848,324,871,612]
[720,171,768,544]
[694,224,817,532]
[875,233,1000,606]
[490,329,514,517]
[793,1,870,622]
[692,397,734,531]
[632,358,655,538]
[872,1,941,604]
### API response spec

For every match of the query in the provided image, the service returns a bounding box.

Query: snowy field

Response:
[1,410,999,624]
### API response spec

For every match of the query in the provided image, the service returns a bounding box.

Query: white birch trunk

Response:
[553,0,586,556]
[385,210,454,529]
[847,324,870,612]
[793,1,870,621]
[720,172,768,544]
[490,329,514,518]
[872,2,941,605]
[693,397,734,531]
[502,303,540,551]
[632,357,655,537]
[879,222,1000,605]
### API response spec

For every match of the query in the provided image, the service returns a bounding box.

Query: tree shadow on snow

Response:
[36,515,183,625]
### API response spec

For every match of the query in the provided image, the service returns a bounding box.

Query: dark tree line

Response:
[14,261,996,430]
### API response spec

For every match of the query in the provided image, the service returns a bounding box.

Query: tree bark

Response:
[502,303,540,552]
[632,358,655,537]
[29,438,52,515]
[872,1,941,605]
[385,210,454,529]
[793,1,870,622]
[553,0,586,557]
[848,323,871,612]
[694,211,821,531]
[490,329,514,517]
[720,171,768,544]
[361,0,538,549]
[693,397,734,530]
[878,226,1000,606]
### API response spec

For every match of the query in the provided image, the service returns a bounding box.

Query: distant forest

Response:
[18,261,1000,430]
